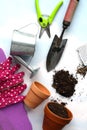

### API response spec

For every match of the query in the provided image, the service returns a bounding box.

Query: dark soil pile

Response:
[48,102,68,118]
[52,69,78,97]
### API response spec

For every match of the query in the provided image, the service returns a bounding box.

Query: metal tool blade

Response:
[46,35,67,72]
[39,27,44,38]
[39,25,51,38]
[45,25,51,38]
[77,44,87,66]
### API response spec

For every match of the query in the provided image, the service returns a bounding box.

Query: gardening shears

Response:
[35,0,63,38]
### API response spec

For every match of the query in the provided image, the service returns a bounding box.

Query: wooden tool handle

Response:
[64,0,79,26]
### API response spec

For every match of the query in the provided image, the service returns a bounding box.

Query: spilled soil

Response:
[76,65,87,77]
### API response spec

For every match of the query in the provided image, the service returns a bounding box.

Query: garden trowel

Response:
[46,0,79,72]
[77,44,87,66]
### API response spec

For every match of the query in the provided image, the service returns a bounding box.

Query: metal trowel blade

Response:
[46,35,67,72]
[77,44,87,66]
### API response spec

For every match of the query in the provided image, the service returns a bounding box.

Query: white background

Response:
[0,0,87,130]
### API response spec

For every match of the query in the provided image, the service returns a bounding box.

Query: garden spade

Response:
[46,0,79,72]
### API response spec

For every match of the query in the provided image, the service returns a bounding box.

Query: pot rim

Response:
[30,81,51,99]
[44,102,73,123]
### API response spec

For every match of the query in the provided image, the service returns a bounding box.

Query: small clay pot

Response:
[24,81,51,108]
[43,102,73,130]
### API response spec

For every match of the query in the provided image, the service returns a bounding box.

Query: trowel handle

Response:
[63,0,79,27]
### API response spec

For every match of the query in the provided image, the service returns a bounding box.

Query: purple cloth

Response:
[0,48,32,130]
[0,102,32,130]
[0,48,6,63]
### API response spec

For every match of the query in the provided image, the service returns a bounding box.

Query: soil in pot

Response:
[43,102,73,130]
[48,102,68,118]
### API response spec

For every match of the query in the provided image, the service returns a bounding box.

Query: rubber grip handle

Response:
[64,0,79,23]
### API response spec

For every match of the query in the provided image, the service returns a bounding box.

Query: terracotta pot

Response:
[43,102,73,130]
[24,81,51,108]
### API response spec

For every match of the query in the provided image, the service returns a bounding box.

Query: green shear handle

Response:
[49,0,63,24]
[35,0,63,28]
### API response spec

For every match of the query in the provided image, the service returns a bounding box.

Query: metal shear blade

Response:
[39,25,51,38]
[35,0,63,38]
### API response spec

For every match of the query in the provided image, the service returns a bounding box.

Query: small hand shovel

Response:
[46,0,79,72]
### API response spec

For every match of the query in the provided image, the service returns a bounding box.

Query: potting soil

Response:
[76,65,87,77]
[52,69,78,97]
[48,103,68,118]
